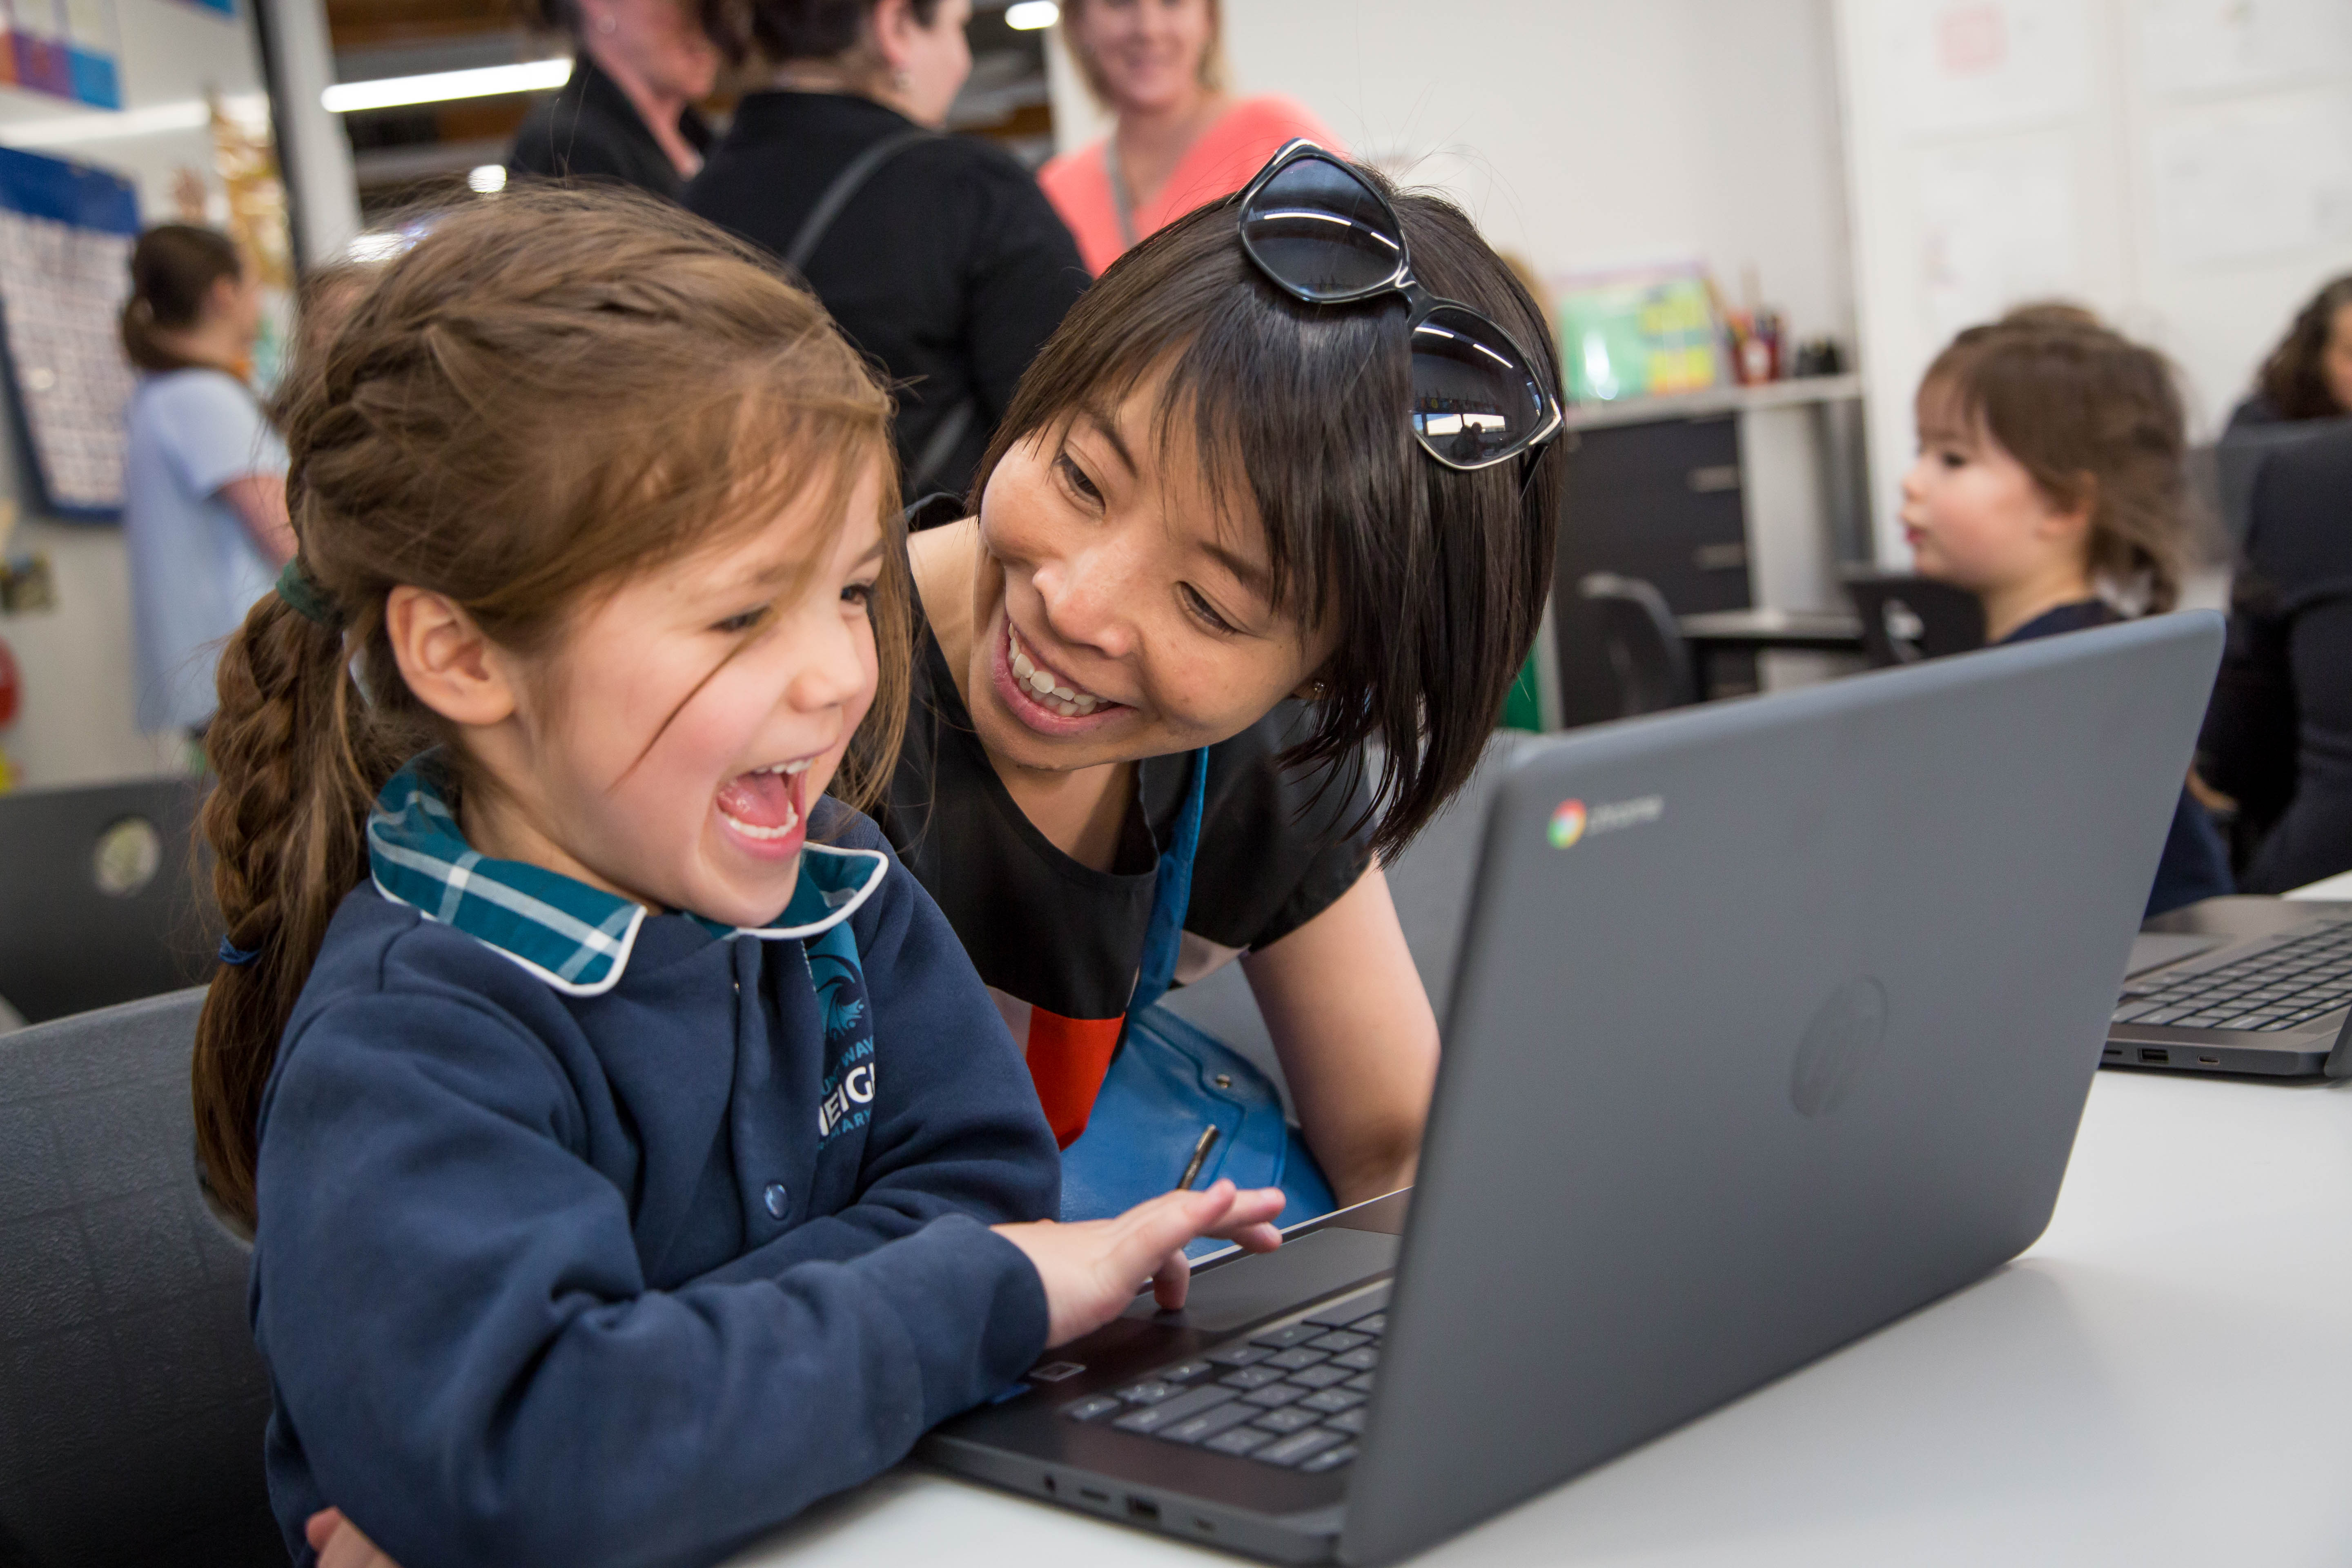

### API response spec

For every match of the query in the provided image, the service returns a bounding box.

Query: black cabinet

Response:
[1552,413,1753,726]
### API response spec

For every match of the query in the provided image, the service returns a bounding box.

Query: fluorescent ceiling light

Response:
[1006,1,1059,29]
[323,57,572,115]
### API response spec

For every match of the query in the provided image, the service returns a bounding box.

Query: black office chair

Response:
[0,988,286,1567]
[0,778,215,1026]
[1578,572,1697,718]
[1843,574,1985,667]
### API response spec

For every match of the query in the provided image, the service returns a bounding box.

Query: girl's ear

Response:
[2040,472,2098,541]
[385,586,519,728]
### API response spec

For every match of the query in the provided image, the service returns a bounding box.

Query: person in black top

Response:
[684,0,1086,496]
[508,0,719,200]
[2199,424,2352,892]
[1900,310,2230,916]
[2226,274,2352,431]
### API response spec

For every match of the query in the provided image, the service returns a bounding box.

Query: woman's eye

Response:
[712,606,768,635]
[842,580,878,610]
[1056,452,1103,506]
[1180,584,1239,635]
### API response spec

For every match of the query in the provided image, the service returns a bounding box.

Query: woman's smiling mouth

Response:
[991,615,1130,734]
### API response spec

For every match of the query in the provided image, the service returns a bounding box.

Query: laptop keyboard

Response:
[1059,1281,1388,1474]
[2113,922,2352,1033]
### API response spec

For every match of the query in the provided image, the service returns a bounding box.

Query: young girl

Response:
[1900,310,2231,915]
[193,187,1281,1568]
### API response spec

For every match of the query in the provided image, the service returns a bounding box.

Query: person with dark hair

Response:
[1901,309,2230,916]
[507,0,721,199]
[884,146,1566,1216]
[2197,424,2352,891]
[119,222,293,736]
[683,0,1086,496]
[2230,274,2352,429]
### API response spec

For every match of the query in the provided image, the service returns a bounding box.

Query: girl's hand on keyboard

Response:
[996,1179,1285,1347]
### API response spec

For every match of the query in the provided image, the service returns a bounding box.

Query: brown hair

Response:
[745,0,942,72]
[121,223,243,374]
[2255,273,2352,421]
[1919,310,2190,613]
[193,186,906,1225]
[969,162,1565,860]
[1060,0,1228,106]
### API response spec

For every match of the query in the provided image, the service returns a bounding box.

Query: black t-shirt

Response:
[682,93,1088,495]
[878,624,1374,1143]
[506,57,713,202]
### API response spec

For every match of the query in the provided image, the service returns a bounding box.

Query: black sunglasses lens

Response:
[1410,305,1548,467]
[1240,154,1404,301]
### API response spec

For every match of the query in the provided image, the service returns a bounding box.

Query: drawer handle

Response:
[1693,543,1748,572]
[1687,464,1741,493]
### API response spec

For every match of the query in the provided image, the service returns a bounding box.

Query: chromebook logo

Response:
[1550,794,1664,849]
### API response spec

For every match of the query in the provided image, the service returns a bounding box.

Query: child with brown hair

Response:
[1900,308,2230,914]
[194,186,1281,1568]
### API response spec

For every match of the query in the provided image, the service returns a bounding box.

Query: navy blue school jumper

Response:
[2001,601,2232,915]
[248,759,1059,1568]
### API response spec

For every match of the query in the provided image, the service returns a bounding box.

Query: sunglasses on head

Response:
[1235,140,1565,472]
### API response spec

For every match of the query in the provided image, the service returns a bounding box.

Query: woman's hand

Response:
[305,1508,401,1568]
[996,1179,1284,1346]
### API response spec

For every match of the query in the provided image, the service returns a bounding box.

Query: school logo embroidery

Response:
[809,926,877,1145]
[1550,794,1664,849]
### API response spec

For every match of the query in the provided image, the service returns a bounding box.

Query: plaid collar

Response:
[365,754,888,997]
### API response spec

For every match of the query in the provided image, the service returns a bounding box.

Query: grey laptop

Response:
[922,614,2223,1565]
[2105,896,2352,1076]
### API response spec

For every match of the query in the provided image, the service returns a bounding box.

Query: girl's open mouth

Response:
[990,615,1130,736]
[715,756,813,860]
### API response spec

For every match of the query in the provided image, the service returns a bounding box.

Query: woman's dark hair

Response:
[120,223,242,373]
[2255,274,2352,420]
[748,0,939,62]
[970,166,1566,860]
[1919,311,2191,613]
[517,0,745,62]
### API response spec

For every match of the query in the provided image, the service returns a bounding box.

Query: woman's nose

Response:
[1033,537,1140,662]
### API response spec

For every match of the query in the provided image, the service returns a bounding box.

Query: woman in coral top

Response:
[1039,0,1339,276]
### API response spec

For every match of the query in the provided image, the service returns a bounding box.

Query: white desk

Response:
[733,1067,2352,1567]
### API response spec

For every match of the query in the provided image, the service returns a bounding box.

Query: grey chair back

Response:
[0,987,285,1566]
[1844,574,1986,667]
[1578,572,1696,717]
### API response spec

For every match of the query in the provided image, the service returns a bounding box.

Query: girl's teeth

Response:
[723,802,799,840]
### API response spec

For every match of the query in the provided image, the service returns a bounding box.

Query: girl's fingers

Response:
[1150,1244,1194,1310]
[306,1508,345,1551]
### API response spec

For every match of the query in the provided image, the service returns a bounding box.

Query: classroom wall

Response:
[1835,0,2352,559]
[1050,0,1860,355]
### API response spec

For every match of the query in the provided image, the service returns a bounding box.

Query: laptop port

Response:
[2198,1056,2220,1065]
[1078,1487,1110,1506]
[1126,1496,1160,1524]
[2102,1047,2123,1059]
[2139,1048,2170,1065]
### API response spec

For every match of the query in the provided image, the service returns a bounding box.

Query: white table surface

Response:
[732,1063,2352,1568]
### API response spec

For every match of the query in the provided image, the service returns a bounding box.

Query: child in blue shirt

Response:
[190,186,1282,1568]
[1900,307,2231,915]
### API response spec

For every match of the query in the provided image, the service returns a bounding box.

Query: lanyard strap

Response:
[1103,140,1141,253]
[1127,747,1211,1021]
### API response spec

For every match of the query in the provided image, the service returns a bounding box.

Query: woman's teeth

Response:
[1007,624,1109,717]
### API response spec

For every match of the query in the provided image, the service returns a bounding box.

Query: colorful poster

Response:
[3,0,123,109]
[0,146,142,519]
[1552,263,1727,403]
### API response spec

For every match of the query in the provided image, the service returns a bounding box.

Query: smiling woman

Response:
[884,149,1566,1216]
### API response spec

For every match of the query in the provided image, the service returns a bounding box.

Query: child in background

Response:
[193,187,1281,1568]
[1900,310,2231,916]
